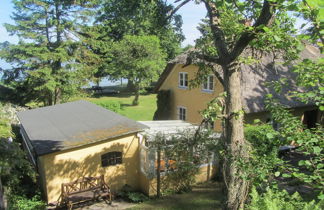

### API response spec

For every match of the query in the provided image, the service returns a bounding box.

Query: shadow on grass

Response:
[129,182,224,210]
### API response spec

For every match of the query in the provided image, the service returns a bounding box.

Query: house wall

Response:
[159,64,224,131]
[38,134,141,204]
[159,64,318,131]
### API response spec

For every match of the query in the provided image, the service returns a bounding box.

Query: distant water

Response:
[87,78,128,87]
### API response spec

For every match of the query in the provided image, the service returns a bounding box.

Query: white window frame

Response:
[202,75,214,92]
[178,72,188,89]
[177,106,187,121]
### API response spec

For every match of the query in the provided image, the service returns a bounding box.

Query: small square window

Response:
[101,151,122,167]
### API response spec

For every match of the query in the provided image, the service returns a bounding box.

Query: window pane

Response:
[209,76,214,90]
[184,74,188,87]
[179,73,183,86]
[101,151,122,167]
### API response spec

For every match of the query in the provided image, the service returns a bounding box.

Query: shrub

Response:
[243,124,284,187]
[118,184,149,203]
[246,186,324,210]
[8,194,45,210]
[93,101,122,113]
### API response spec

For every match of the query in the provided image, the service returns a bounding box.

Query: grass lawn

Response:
[128,182,223,210]
[80,93,157,121]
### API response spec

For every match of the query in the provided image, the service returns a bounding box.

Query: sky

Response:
[0,0,206,71]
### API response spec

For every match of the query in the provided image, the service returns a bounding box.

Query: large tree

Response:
[108,35,166,105]
[170,0,300,209]
[80,0,184,86]
[0,0,96,106]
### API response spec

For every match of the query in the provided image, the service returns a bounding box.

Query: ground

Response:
[73,182,223,210]
[74,92,157,121]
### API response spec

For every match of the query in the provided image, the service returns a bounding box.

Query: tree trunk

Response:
[0,178,4,210]
[132,82,140,106]
[156,147,161,198]
[54,88,61,105]
[223,62,249,210]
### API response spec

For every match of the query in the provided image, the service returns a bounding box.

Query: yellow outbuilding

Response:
[18,100,214,205]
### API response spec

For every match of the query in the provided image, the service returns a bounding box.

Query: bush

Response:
[93,101,122,113]
[8,194,45,210]
[117,184,149,203]
[243,124,284,187]
[246,186,324,210]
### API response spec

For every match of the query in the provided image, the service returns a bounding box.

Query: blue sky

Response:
[0,1,206,70]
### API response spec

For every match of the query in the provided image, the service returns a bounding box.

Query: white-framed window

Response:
[178,72,188,88]
[202,75,214,92]
[178,106,187,121]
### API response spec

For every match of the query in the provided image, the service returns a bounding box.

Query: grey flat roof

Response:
[17,100,148,156]
[139,120,221,141]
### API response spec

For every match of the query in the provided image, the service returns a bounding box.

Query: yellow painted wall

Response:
[159,64,317,130]
[159,64,224,131]
[38,134,140,204]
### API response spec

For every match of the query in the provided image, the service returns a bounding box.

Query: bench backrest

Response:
[61,175,106,196]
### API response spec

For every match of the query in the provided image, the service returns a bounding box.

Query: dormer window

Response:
[202,75,214,92]
[179,72,188,88]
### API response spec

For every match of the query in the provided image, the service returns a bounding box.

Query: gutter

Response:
[19,125,37,167]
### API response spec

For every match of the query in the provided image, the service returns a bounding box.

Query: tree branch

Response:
[166,0,191,20]
[203,0,230,63]
[229,0,276,62]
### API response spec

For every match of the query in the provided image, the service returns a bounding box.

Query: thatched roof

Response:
[155,44,321,114]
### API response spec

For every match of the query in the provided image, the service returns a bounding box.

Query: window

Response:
[178,106,186,120]
[101,151,122,167]
[202,75,214,91]
[179,72,188,88]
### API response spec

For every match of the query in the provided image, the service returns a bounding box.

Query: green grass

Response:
[80,93,157,121]
[128,182,224,210]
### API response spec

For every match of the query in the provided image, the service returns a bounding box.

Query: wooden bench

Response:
[60,175,112,210]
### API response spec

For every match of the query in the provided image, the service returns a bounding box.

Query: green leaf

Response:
[274,171,280,177]
[313,146,322,154]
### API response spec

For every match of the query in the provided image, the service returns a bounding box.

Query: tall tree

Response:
[108,35,166,105]
[0,0,96,106]
[170,0,300,209]
[80,0,184,85]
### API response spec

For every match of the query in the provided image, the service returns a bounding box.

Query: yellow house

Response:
[17,100,214,205]
[155,44,321,131]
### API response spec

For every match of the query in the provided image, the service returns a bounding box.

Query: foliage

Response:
[243,124,284,188]
[290,57,324,111]
[246,186,324,210]
[8,194,45,210]
[153,90,171,120]
[107,35,166,105]
[118,184,149,203]
[0,0,96,106]
[93,101,122,113]
[150,129,219,194]
[266,96,324,193]
[0,104,13,139]
[95,0,183,59]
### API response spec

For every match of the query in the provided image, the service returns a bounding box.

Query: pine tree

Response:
[0,0,96,106]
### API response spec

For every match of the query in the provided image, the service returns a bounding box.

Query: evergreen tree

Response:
[0,0,96,106]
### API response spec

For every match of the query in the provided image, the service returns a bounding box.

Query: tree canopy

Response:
[0,0,96,106]
[108,35,166,105]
